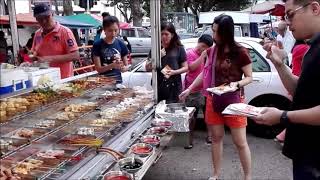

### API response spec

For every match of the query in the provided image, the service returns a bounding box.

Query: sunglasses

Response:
[284,2,311,22]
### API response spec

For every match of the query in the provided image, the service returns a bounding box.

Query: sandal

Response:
[206,136,212,145]
[184,144,193,149]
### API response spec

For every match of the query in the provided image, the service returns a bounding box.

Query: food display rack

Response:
[0,73,174,180]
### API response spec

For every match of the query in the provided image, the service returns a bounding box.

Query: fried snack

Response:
[59,135,103,147]
[35,120,55,128]
[56,112,76,120]
[91,119,117,127]
[36,149,64,159]
[64,102,97,113]
[0,102,7,110]
[16,128,34,138]
[0,111,6,117]
[13,159,43,175]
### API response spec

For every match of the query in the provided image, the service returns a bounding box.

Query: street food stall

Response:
[0,1,196,179]
[0,72,167,180]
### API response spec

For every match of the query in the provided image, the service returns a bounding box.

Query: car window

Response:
[234,26,242,37]
[121,29,135,37]
[248,49,270,72]
[137,29,150,38]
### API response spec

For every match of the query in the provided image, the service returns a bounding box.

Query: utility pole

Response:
[7,0,19,65]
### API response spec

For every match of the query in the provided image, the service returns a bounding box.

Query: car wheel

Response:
[247,95,291,139]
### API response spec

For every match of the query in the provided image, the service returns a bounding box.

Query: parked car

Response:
[201,25,243,37]
[122,37,292,138]
[120,27,151,56]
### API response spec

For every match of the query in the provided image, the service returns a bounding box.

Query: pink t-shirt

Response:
[32,22,78,79]
[184,48,204,92]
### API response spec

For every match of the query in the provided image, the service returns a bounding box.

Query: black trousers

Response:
[293,160,320,180]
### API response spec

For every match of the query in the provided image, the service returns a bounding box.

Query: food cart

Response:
[0,1,190,179]
[0,71,176,180]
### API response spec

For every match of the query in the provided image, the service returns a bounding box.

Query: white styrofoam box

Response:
[0,69,31,95]
[0,69,29,87]
[25,68,61,87]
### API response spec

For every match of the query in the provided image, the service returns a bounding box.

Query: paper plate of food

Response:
[222,103,263,117]
[161,65,172,79]
[206,83,238,96]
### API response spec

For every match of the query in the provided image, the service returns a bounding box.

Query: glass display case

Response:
[0,75,160,180]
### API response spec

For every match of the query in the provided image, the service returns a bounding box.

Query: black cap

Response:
[33,3,52,17]
[198,34,213,47]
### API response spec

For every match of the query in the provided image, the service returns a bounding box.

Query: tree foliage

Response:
[62,0,73,16]
[111,0,252,26]
[109,0,144,26]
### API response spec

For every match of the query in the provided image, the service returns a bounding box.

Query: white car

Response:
[120,27,151,56]
[122,37,292,138]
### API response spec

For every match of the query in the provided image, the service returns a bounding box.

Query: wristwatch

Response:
[280,111,290,126]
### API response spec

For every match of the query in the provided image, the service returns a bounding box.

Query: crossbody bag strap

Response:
[209,46,217,87]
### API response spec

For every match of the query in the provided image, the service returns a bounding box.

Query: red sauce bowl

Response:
[151,119,173,129]
[147,127,168,136]
[130,143,153,157]
[104,171,131,180]
[141,135,160,146]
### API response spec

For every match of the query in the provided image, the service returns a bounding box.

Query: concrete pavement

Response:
[143,130,292,180]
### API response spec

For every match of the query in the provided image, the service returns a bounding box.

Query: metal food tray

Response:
[0,83,152,179]
[165,103,188,113]
[0,83,105,126]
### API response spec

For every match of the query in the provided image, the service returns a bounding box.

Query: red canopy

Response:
[242,1,285,16]
[0,13,38,26]
[90,14,131,29]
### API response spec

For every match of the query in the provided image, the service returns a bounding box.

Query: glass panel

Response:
[137,29,150,38]
[121,29,135,37]
[248,49,270,72]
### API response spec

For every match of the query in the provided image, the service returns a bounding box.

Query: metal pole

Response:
[7,0,19,65]
[0,0,5,15]
[150,0,161,103]
[86,0,90,45]
[87,0,90,13]
[269,13,274,38]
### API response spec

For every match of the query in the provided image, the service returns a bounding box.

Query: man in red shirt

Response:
[31,3,79,79]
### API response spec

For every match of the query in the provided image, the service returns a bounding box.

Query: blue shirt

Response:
[92,38,129,83]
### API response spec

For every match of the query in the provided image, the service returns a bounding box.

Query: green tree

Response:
[143,0,251,24]
[110,0,144,26]
[53,0,59,15]
[62,0,73,16]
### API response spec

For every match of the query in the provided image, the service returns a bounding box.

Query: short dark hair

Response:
[103,15,119,28]
[102,12,110,18]
[198,34,213,47]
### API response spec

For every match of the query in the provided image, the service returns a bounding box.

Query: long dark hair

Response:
[161,22,183,49]
[213,14,242,62]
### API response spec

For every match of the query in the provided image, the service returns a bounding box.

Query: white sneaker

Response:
[208,177,218,180]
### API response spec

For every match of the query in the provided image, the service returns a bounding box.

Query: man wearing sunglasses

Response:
[253,0,320,179]
[31,3,79,79]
